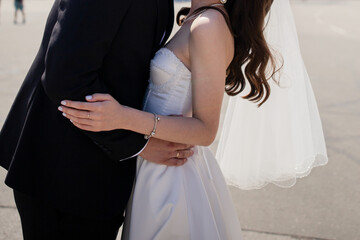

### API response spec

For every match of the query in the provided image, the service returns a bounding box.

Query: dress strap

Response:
[179,5,234,36]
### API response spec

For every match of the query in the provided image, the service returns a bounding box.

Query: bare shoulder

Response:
[190,9,231,40]
[189,9,234,63]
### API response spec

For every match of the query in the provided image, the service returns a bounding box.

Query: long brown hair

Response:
[177,0,278,106]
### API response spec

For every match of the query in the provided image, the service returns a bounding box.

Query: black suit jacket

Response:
[0,0,174,218]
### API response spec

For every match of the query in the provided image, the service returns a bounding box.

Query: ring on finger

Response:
[176,152,180,158]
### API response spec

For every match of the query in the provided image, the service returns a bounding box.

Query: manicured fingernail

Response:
[85,95,92,100]
[58,106,63,111]
[70,119,73,123]
[62,113,67,117]
[61,101,67,105]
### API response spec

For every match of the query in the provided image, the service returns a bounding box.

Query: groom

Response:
[0,0,193,239]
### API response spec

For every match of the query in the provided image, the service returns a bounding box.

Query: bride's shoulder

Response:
[189,9,233,54]
[190,9,229,37]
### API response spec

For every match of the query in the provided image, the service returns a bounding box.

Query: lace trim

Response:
[150,48,191,76]
[148,48,191,92]
[224,153,329,190]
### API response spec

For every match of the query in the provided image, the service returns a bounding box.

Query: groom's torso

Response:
[0,0,174,218]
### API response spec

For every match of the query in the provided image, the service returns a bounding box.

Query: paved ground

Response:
[0,0,359,239]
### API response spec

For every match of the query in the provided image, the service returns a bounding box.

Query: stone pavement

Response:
[0,0,359,239]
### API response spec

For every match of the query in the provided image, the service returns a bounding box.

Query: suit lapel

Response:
[162,0,174,46]
[156,0,174,47]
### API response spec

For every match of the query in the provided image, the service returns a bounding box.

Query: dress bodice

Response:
[142,48,192,116]
[125,49,243,240]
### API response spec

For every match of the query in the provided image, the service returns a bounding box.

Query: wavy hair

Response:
[177,0,279,106]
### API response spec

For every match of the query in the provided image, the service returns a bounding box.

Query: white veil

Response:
[215,0,328,190]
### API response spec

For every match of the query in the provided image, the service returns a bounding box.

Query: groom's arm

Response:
[41,0,148,161]
[41,0,125,102]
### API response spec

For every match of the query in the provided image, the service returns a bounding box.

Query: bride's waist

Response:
[142,97,192,116]
[136,146,216,181]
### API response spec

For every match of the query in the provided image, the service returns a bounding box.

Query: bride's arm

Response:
[59,11,233,146]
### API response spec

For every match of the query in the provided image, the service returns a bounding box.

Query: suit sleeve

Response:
[41,0,148,161]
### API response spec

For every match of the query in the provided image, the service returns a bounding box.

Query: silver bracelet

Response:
[144,113,160,140]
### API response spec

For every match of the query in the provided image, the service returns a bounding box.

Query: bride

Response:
[58,0,327,239]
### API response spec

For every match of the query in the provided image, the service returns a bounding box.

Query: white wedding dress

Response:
[122,1,327,238]
[122,48,242,240]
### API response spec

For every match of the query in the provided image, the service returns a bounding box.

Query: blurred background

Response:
[0,0,359,239]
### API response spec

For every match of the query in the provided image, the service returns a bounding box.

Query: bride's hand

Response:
[58,94,127,132]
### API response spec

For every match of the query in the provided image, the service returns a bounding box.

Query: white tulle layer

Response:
[224,153,328,190]
[216,67,328,190]
[216,0,328,190]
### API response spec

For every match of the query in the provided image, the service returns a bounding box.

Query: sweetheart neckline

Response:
[159,48,191,74]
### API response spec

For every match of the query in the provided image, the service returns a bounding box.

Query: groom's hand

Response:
[140,138,194,166]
